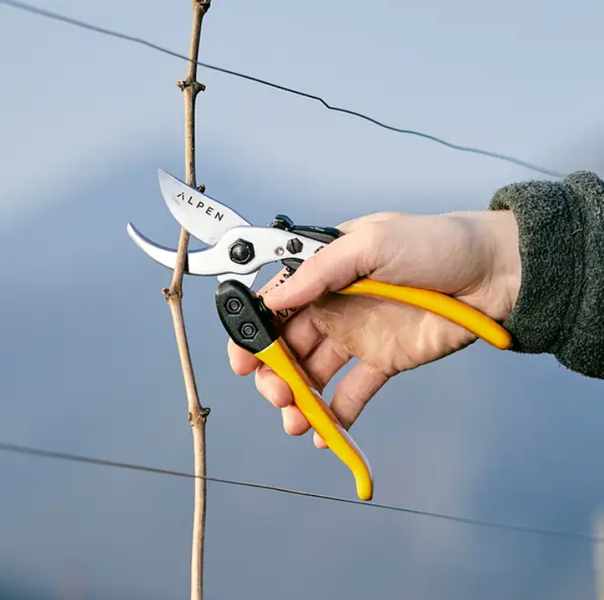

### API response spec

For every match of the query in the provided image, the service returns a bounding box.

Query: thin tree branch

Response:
[162,2,211,599]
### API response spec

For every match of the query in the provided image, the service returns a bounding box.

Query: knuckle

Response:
[301,251,333,293]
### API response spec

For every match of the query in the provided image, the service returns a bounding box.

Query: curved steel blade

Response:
[158,169,252,245]
[126,222,183,271]
[126,222,259,288]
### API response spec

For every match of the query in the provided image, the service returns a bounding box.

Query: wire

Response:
[0,0,566,179]
[0,441,600,544]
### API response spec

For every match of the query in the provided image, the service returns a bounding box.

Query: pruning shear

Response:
[126,169,513,502]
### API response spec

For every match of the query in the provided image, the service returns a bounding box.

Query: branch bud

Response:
[177,80,206,94]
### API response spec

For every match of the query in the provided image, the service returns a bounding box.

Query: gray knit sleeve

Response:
[488,171,604,379]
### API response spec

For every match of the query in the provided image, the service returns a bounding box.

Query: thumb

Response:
[263,230,374,311]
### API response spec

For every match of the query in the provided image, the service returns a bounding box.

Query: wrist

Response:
[452,210,521,322]
[481,209,521,321]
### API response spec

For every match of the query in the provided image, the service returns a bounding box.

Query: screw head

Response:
[240,323,257,339]
[286,237,304,255]
[229,239,255,265]
[226,298,243,315]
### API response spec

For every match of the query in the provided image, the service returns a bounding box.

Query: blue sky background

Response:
[1,1,604,598]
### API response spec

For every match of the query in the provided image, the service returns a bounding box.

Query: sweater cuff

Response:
[488,171,604,379]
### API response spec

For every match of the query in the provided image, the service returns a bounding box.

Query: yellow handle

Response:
[251,279,509,502]
[338,279,513,350]
[256,339,373,501]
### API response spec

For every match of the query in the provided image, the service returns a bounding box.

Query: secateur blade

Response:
[157,169,252,245]
[126,222,261,288]
[126,170,260,287]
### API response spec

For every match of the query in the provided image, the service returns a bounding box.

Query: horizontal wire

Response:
[0,441,600,544]
[1,0,566,178]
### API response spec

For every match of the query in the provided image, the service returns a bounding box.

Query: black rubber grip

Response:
[215,280,279,354]
[290,223,342,244]
[271,213,342,244]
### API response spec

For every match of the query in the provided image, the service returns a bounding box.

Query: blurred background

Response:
[1,1,604,598]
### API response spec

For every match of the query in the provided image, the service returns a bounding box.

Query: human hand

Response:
[227,210,520,447]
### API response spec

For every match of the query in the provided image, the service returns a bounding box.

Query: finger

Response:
[280,305,325,361]
[336,211,400,233]
[251,336,349,413]
[263,230,379,312]
[312,361,388,449]
[255,363,294,409]
[282,404,312,437]
[258,268,301,325]
[227,338,261,375]
[300,337,351,393]
[255,339,351,442]
[258,267,296,297]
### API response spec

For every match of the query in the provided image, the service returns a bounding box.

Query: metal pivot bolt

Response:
[229,239,255,265]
